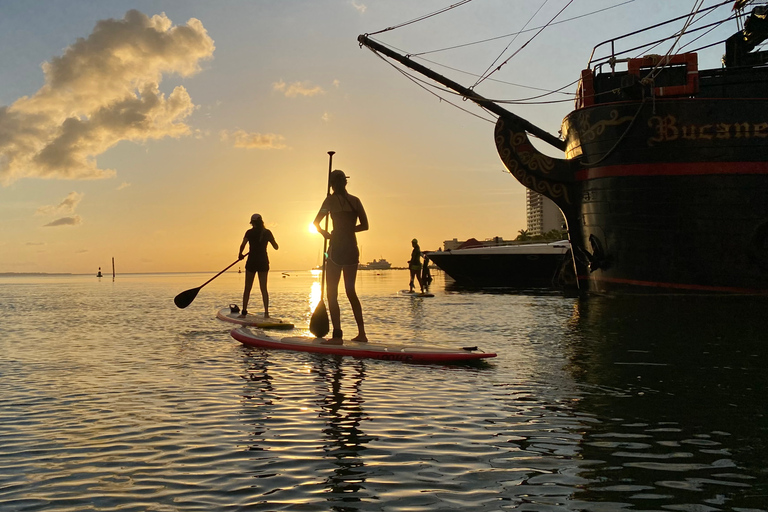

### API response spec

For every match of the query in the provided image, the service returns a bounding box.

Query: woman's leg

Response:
[409,268,416,292]
[257,270,269,317]
[343,265,367,341]
[325,261,342,337]
[242,271,255,314]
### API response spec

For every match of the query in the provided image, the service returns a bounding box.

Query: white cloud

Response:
[351,1,367,14]
[117,182,131,190]
[273,80,326,98]
[221,130,287,150]
[36,191,84,215]
[0,10,215,185]
[43,215,82,227]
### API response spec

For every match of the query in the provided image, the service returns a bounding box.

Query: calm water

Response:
[1,269,767,511]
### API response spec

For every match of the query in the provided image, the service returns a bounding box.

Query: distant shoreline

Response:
[0,272,74,277]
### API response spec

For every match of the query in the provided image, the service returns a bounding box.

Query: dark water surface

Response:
[1,270,766,511]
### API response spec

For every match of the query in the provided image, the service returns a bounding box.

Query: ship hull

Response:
[564,96,768,294]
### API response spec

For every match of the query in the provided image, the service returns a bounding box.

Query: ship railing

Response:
[587,3,738,75]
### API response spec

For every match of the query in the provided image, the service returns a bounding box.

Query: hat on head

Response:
[329,169,349,184]
[250,213,262,223]
[412,238,418,244]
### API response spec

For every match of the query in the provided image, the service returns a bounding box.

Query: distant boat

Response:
[426,241,572,289]
[359,258,392,270]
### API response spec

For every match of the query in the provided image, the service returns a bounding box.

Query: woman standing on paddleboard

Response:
[408,238,424,293]
[313,170,369,342]
[238,213,279,318]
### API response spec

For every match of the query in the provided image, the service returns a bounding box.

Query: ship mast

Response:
[357,34,567,152]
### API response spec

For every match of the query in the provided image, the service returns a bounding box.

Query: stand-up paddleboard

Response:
[216,305,295,330]
[398,289,435,297]
[230,326,496,364]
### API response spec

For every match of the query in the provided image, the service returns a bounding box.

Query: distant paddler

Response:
[408,238,425,293]
[238,213,279,318]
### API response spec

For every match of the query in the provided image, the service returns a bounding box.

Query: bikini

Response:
[328,193,360,266]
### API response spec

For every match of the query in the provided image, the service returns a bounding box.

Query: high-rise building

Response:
[526,189,564,235]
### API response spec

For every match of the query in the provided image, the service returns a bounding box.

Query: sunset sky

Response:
[0,1,737,273]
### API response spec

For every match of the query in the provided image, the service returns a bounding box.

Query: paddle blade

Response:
[174,287,200,309]
[309,301,329,338]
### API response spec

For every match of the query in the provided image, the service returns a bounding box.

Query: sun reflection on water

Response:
[309,276,322,311]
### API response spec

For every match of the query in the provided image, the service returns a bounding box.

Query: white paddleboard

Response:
[398,289,435,297]
[216,306,295,330]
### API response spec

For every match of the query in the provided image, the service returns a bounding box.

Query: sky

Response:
[0,0,741,273]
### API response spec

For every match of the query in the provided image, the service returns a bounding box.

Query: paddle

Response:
[174,253,248,309]
[309,151,334,338]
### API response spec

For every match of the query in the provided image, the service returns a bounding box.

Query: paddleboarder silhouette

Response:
[238,213,278,318]
[313,169,369,342]
[408,238,424,293]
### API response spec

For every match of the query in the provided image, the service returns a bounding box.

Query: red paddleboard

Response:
[230,327,496,364]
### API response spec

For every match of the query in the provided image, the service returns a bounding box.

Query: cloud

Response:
[273,80,326,98]
[321,112,331,123]
[351,1,367,13]
[221,130,287,150]
[44,215,82,227]
[117,182,131,190]
[26,242,45,246]
[36,191,84,215]
[0,10,215,185]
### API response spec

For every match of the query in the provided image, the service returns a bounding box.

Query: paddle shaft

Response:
[319,151,334,301]
[200,252,248,289]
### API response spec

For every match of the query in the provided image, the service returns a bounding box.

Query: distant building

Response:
[526,190,564,235]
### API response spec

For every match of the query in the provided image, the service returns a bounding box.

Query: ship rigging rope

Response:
[365,47,497,124]
[408,1,636,58]
[365,0,476,35]
[363,1,639,103]
[472,0,552,89]
[474,0,574,88]
[650,0,705,77]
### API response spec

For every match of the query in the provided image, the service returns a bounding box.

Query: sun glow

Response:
[307,222,318,234]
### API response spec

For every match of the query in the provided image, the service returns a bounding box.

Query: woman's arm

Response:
[238,237,248,259]
[313,197,332,239]
[354,197,369,232]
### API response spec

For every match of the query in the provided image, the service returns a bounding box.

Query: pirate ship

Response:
[360,1,768,294]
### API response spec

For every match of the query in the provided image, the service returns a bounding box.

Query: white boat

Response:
[426,241,572,289]
[359,258,392,270]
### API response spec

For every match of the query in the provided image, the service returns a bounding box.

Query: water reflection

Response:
[313,357,374,510]
[564,295,768,510]
[240,350,375,510]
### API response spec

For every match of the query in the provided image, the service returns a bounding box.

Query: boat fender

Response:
[229,304,240,313]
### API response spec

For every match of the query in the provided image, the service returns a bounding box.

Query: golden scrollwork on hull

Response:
[575,109,635,143]
[494,117,573,205]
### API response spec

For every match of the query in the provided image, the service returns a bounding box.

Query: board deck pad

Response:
[230,326,496,364]
[216,307,295,330]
